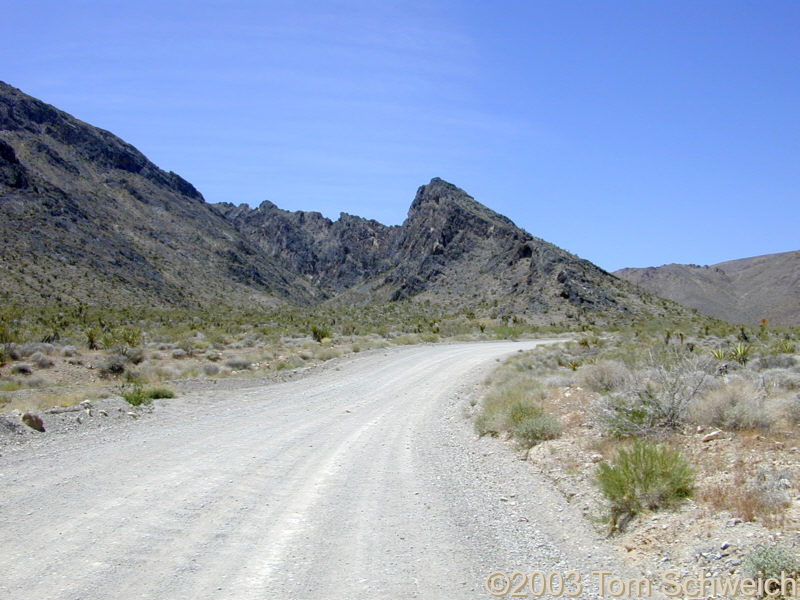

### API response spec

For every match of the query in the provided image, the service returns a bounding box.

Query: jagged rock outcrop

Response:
[222,177,634,316]
[214,201,396,293]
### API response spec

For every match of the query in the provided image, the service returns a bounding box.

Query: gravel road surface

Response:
[0,341,636,599]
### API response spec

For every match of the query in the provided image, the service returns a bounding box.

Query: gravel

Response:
[0,340,639,599]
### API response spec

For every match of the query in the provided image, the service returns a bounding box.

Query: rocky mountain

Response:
[221,178,641,318]
[0,81,317,308]
[615,251,800,326]
[1,81,659,321]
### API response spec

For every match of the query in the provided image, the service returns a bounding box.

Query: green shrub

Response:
[512,412,561,448]
[121,383,175,406]
[744,545,799,595]
[595,440,694,532]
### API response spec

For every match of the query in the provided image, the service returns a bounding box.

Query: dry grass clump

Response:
[474,355,561,449]
[577,359,632,393]
[690,379,773,431]
[698,463,793,526]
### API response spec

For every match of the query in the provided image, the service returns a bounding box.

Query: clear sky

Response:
[3,1,798,271]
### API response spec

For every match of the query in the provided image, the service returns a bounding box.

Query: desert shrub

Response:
[100,354,127,377]
[13,343,52,358]
[124,346,145,365]
[12,363,32,375]
[595,440,694,532]
[596,352,713,437]
[314,347,341,361]
[275,355,304,370]
[762,368,800,392]
[171,349,188,360]
[225,357,251,370]
[758,354,797,370]
[203,364,220,376]
[61,345,78,357]
[691,381,772,431]
[475,380,546,436]
[121,383,175,406]
[744,545,799,592]
[774,395,800,426]
[205,351,221,362]
[30,352,54,369]
[511,410,561,448]
[578,360,631,393]
[311,324,331,343]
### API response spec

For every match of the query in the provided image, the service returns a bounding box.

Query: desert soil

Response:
[0,340,642,600]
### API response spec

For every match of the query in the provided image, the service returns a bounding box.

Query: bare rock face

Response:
[218,177,637,317]
[21,412,45,432]
[215,201,396,293]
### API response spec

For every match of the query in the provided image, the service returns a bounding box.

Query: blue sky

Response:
[3,1,798,271]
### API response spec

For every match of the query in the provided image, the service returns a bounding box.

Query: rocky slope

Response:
[615,251,800,326]
[222,178,642,318]
[1,81,654,320]
[0,81,316,308]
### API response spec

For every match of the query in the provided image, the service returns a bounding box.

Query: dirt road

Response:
[0,341,633,599]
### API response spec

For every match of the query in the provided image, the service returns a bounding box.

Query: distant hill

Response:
[1,81,669,323]
[615,251,800,326]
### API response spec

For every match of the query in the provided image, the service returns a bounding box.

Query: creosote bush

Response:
[595,440,694,533]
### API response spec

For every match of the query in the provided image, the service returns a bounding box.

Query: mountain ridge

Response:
[1,81,664,323]
[615,250,800,326]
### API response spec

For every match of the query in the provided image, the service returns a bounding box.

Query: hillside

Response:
[2,81,664,323]
[615,250,800,326]
[0,81,317,308]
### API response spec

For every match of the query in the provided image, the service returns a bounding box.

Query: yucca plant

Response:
[729,342,752,365]
[710,347,727,361]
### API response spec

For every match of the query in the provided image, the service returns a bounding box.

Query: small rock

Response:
[721,542,731,550]
[702,430,723,442]
[590,453,604,463]
[726,518,743,527]
[21,412,45,432]
[697,425,705,433]
[99,410,108,417]
[127,412,138,419]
